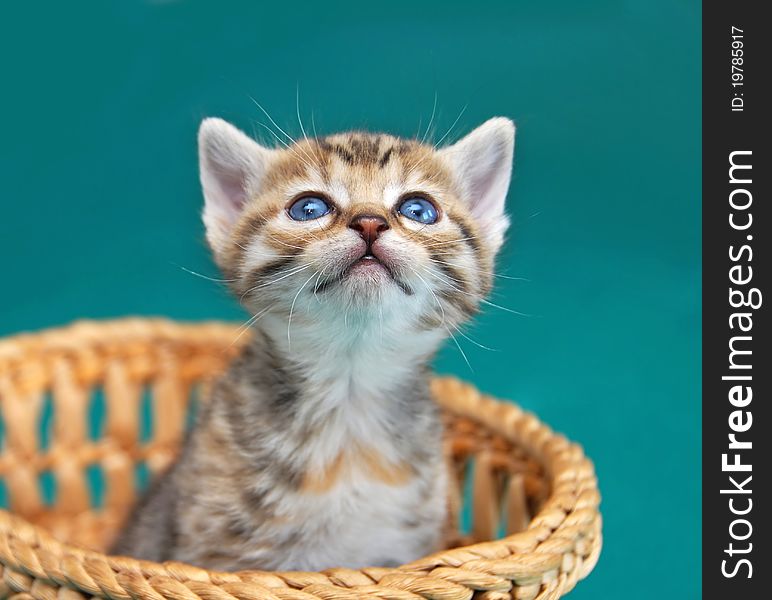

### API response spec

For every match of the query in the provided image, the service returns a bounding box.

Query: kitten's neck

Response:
[257,308,444,405]
[238,310,444,469]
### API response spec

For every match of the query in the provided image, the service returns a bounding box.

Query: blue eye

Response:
[398,197,439,224]
[288,196,332,221]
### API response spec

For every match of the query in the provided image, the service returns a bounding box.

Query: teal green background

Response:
[0,1,701,597]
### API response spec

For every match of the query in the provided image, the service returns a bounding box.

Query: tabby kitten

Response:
[112,116,515,571]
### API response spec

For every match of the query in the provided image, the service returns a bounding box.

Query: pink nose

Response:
[349,215,389,246]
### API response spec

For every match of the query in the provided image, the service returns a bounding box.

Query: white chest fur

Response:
[265,466,446,570]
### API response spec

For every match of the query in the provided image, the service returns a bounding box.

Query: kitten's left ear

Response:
[198,117,275,259]
[439,117,515,251]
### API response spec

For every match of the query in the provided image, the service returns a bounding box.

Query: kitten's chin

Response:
[346,256,390,277]
[340,254,413,300]
[341,258,394,292]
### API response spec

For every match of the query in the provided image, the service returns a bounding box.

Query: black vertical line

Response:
[703,1,769,597]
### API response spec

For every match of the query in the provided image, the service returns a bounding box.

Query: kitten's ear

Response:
[439,117,515,251]
[198,118,274,255]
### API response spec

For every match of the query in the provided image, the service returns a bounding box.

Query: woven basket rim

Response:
[0,318,602,600]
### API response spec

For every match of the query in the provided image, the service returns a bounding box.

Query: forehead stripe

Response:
[378,147,394,168]
[318,140,355,164]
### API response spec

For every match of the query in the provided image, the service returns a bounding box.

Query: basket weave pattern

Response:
[0,319,601,600]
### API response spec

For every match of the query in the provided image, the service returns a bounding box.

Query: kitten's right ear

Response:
[198,118,274,256]
[438,117,514,253]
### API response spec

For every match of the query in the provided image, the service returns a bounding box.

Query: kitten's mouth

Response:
[351,253,383,268]
[345,251,391,276]
[317,252,413,295]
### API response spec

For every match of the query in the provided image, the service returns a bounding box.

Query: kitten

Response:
[112,116,515,571]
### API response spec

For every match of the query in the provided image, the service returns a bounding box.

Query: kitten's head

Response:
[198,117,514,343]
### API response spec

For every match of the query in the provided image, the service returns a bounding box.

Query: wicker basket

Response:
[0,319,601,600]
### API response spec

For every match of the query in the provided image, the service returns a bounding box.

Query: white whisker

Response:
[287,270,320,351]
[310,110,319,139]
[445,325,473,373]
[480,298,533,317]
[377,286,384,343]
[254,121,315,172]
[313,265,332,302]
[229,303,276,348]
[450,323,499,352]
[249,93,319,169]
[174,264,237,283]
[420,92,438,144]
[422,266,532,317]
[296,85,325,165]
[243,250,302,259]
[434,103,468,149]
[424,236,478,248]
[240,263,313,301]
[409,266,446,327]
[296,85,310,143]
[248,95,298,145]
[429,258,530,281]
[257,231,307,251]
